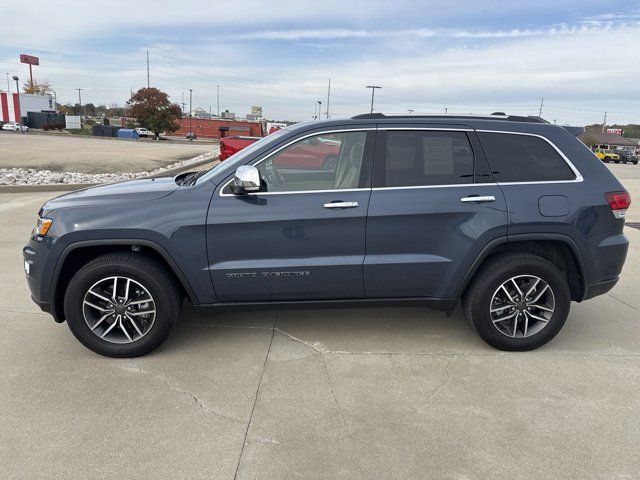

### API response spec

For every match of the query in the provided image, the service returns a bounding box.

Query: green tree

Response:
[23,79,52,95]
[128,87,182,138]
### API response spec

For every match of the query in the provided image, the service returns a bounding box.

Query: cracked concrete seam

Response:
[127,358,245,425]
[607,293,640,313]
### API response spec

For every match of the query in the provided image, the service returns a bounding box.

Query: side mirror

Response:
[230,165,261,195]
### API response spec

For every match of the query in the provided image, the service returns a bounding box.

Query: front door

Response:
[364,126,508,299]
[207,129,375,301]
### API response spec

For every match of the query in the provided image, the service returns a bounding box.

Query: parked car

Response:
[185,132,197,140]
[24,113,630,357]
[593,148,620,163]
[2,122,29,132]
[219,135,261,160]
[219,134,340,170]
[134,127,154,138]
[614,149,639,165]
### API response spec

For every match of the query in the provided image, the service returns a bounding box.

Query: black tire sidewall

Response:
[64,261,179,357]
[470,259,571,351]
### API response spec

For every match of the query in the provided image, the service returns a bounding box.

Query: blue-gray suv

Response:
[24,114,631,357]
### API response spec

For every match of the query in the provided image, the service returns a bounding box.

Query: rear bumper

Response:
[582,232,628,300]
[583,277,619,300]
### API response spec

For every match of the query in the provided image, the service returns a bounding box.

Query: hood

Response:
[41,177,180,213]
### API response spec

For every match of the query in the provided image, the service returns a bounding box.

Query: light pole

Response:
[189,88,193,141]
[12,76,22,131]
[365,85,381,114]
[317,100,322,121]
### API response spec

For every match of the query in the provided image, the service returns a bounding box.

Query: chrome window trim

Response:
[219,128,376,197]
[218,126,584,197]
[475,129,584,185]
[379,127,474,132]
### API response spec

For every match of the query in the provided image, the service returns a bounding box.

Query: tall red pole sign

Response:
[19,54,39,85]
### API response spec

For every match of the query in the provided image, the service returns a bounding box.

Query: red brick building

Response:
[176,117,265,139]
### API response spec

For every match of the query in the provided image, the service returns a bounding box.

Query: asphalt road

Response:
[0,164,639,479]
[0,132,211,173]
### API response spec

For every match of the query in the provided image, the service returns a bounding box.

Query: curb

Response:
[0,157,220,194]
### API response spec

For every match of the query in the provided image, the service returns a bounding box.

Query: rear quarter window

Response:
[478,132,576,183]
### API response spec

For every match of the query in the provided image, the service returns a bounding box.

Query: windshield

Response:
[195,127,291,185]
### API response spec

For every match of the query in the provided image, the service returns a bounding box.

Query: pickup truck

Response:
[219,134,340,170]
[219,136,262,160]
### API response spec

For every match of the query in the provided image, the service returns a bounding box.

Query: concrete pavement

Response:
[1,165,639,479]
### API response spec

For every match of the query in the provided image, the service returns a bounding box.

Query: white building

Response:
[0,92,54,123]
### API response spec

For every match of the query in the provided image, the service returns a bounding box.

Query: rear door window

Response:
[478,132,576,183]
[383,131,475,187]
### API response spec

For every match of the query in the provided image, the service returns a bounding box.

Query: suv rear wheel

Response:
[64,252,181,357]
[462,253,571,351]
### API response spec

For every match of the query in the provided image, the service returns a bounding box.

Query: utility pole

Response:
[326,78,331,119]
[76,88,83,116]
[146,50,150,88]
[407,108,414,114]
[317,100,322,121]
[365,85,381,114]
[189,88,193,140]
[216,84,220,117]
[538,97,544,117]
[313,102,317,120]
[445,107,448,114]
[602,112,607,133]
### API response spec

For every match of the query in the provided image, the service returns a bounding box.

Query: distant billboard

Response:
[20,54,40,66]
[606,128,623,136]
[251,105,263,117]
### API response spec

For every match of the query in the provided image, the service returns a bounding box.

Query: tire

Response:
[322,155,338,171]
[64,252,182,357]
[462,253,570,351]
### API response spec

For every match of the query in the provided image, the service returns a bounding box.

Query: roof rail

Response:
[351,113,549,124]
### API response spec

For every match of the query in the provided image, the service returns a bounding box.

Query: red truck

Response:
[218,136,262,160]
[218,135,340,170]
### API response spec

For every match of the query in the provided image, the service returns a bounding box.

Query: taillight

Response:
[605,191,631,219]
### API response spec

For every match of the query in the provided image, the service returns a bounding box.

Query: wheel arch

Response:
[50,239,198,323]
[454,234,588,303]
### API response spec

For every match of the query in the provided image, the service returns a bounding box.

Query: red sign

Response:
[19,54,39,66]
[606,128,623,136]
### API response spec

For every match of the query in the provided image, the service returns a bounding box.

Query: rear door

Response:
[207,128,375,301]
[364,124,508,298]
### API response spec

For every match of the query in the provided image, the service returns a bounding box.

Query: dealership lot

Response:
[1,165,639,479]
[0,133,211,174]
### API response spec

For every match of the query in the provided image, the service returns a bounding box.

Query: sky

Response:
[1,0,639,125]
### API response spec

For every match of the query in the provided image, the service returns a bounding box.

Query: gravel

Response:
[0,150,218,186]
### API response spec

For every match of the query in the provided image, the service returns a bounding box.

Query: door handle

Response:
[460,195,496,203]
[323,201,359,209]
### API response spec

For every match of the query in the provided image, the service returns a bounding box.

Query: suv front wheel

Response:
[64,252,181,357]
[462,253,571,351]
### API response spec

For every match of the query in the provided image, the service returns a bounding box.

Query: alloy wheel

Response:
[489,275,555,338]
[82,276,156,344]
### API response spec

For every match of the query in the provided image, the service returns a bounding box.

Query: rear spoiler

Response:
[562,126,585,137]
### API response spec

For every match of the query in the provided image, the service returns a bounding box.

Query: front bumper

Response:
[23,235,62,322]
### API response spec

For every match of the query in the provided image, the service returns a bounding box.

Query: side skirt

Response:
[194,297,458,314]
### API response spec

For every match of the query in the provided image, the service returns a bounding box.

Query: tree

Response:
[579,134,598,148]
[23,79,52,95]
[128,87,182,138]
[84,103,97,116]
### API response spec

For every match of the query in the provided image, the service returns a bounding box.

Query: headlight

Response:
[34,217,53,236]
